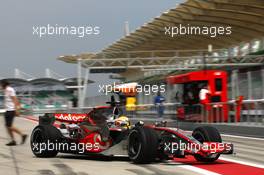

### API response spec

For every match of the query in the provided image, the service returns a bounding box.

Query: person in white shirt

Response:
[199,85,210,103]
[1,80,27,146]
[199,84,212,121]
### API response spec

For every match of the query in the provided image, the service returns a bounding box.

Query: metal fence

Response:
[233,69,264,100]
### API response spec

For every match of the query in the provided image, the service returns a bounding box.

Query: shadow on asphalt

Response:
[162,160,229,166]
[56,154,130,162]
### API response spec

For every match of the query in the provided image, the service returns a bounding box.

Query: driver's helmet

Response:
[114,116,131,128]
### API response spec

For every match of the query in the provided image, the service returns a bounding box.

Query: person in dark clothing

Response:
[154,91,165,118]
[1,80,27,146]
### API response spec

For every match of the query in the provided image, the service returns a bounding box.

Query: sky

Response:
[0,0,183,95]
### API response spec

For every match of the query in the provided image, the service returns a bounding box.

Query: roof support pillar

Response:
[81,68,90,107]
[231,69,239,99]
[247,71,252,100]
[77,58,82,108]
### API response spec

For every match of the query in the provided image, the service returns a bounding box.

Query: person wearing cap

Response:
[1,80,27,146]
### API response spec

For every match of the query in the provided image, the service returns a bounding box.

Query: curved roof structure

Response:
[0,77,94,91]
[30,78,63,85]
[97,0,264,58]
[62,77,94,86]
[57,0,264,81]
[2,78,29,85]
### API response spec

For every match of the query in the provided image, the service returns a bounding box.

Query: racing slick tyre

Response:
[30,125,62,158]
[192,126,222,162]
[128,127,158,164]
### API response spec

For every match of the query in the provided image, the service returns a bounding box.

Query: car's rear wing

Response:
[39,113,87,125]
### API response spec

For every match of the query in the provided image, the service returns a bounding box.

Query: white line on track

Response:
[221,134,264,141]
[220,157,264,169]
[177,165,221,175]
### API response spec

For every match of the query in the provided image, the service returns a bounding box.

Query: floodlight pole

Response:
[124,21,130,36]
[14,68,20,78]
[45,68,51,78]
[77,58,82,108]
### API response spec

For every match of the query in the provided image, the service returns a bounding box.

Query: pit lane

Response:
[0,116,263,175]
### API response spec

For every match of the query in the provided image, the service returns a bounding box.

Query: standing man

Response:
[199,84,211,122]
[199,84,210,104]
[154,91,165,119]
[1,80,27,146]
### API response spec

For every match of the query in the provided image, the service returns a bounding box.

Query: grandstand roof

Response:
[30,78,63,85]
[62,77,94,86]
[58,0,264,63]
[3,78,29,85]
[0,78,94,90]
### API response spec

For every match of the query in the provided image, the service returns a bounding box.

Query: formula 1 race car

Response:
[30,97,233,164]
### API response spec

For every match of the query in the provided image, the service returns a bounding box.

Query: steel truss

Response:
[81,55,264,69]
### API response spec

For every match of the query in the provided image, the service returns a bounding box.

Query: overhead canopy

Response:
[58,53,96,64]
[98,0,264,58]
[58,0,264,63]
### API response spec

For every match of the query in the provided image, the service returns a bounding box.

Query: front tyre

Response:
[128,127,158,164]
[192,126,222,162]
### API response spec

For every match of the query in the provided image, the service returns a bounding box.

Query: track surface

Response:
[0,116,263,175]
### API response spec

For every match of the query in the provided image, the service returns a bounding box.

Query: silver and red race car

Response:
[30,98,233,164]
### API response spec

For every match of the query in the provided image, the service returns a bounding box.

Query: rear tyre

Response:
[128,127,158,164]
[30,125,62,158]
[192,126,222,162]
